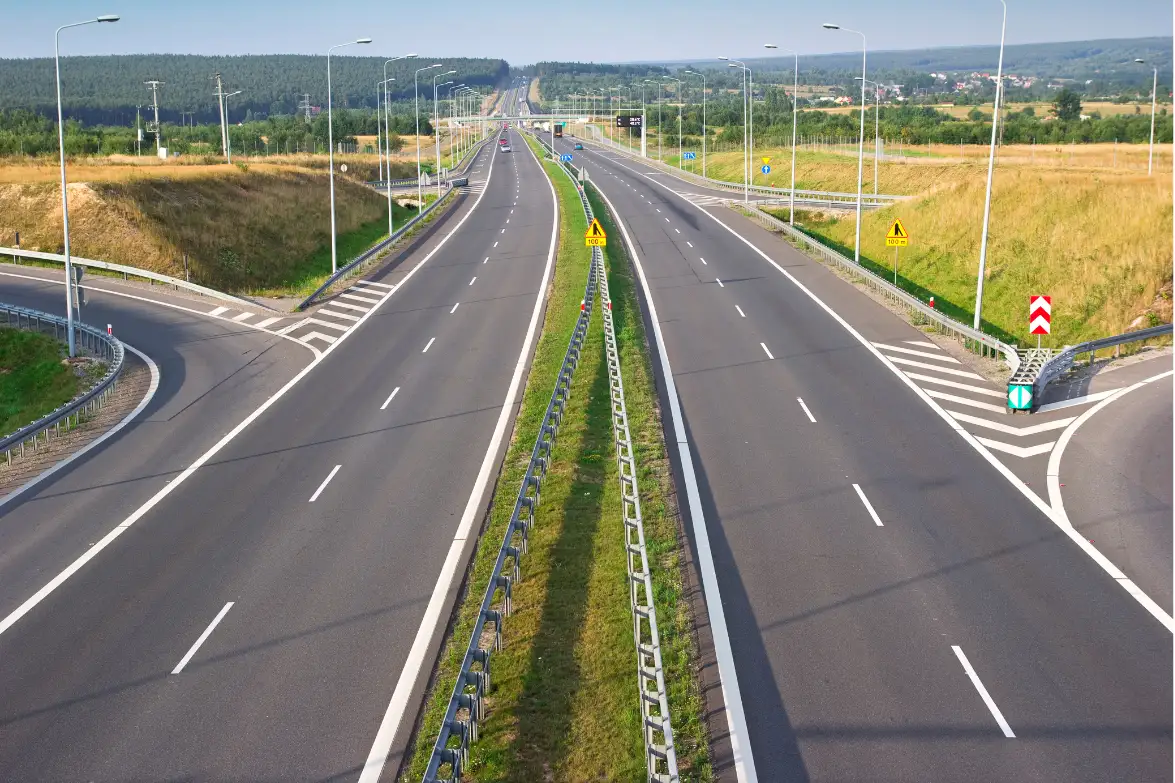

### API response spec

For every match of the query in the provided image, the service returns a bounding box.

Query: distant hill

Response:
[0,54,510,126]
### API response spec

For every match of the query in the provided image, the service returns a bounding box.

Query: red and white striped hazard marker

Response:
[1030,295,1051,335]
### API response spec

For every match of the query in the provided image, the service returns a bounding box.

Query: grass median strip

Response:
[0,328,80,437]
[404,136,708,781]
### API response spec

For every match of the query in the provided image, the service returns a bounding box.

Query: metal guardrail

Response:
[538,128,679,780]
[736,204,1020,374]
[299,139,490,310]
[580,124,906,208]
[0,247,261,310]
[367,130,489,189]
[0,303,125,465]
[423,244,598,783]
[1032,323,1173,404]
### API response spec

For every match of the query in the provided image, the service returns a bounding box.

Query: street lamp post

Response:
[664,77,683,168]
[383,53,416,236]
[434,72,457,198]
[764,45,799,223]
[855,77,881,195]
[327,37,373,276]
[224,91,242,163]
[721,58,751,200]
[448,84,465,164]
[1135,59,1158,175]
[823,24,867,265]
[972,0,1006,330]
[684,70,707,177]
[415,63,442,214]
[55,13,120,357]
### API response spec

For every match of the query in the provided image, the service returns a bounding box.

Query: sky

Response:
[4,0,1172,64]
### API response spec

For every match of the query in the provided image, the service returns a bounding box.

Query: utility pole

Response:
[144,79,164,154]
[298,93,313,124]
[213,73,228,158]
[135,104,142,156]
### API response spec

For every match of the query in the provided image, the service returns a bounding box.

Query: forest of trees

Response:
[0,53,509,126]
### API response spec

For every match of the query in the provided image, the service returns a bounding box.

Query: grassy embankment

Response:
[403,134,709,782]
[0,329,77,436]
[0,161,426,297]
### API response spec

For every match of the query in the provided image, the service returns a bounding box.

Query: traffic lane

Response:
[585,153,1172,779]
[0,273,307,620]
[1059,372,1173,613]
[0,129,554,779]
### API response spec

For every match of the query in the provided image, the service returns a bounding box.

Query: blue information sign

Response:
[761,164,771,175]
[683,151,697,160]
[560,154,573,162]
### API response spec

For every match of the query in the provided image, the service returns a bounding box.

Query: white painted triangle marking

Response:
[301,331,338,345]
[330,302,370,314]
[924,389,1008,414]
[318,308,361,322]
[302,318,349,332]
[277,318,312,335]
[975,436,1055,459]
[886,356,985,380]
[903,340,938,348]
[254,316,283,329]
[341,292,382,305]
[873,343,961,363]
[208,306,230,316]
[947,410,1077,436]
[231,311,254,322]
[354,280,394,290]
[904,372,1005,398]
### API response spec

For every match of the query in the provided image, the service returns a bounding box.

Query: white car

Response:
[499,144,512,153]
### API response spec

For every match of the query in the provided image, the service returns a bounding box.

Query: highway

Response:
[548,130,1172,782]
[0,97,556,781]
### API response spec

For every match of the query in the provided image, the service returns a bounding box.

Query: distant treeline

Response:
[0,54,509,126]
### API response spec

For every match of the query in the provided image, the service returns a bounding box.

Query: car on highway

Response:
[499,144,512,153]
[574,143,583,150]
[499,138,508,146]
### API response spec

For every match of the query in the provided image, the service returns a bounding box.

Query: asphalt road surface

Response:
[0,126,557,781]
[552,132,1172,783]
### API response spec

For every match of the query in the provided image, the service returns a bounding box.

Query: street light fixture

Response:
[973,0,1005,331]
[822,23,866,265]
[434,71,457,197]
[382,53,416,237]
[684,70,707,177]
[55,13,120,357]
[764,45,799,224]
[415,63,442,213]
[721,57,752,201]
[1135,59,1158,175]
[326,37,372,276]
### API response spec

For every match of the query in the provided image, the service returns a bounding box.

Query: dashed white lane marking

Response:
[852,483,884,526]
[797,398,817,423]
[665,217,670,223]
[952,646,1016,737]
[903,372,1006,398]
[501,228,506,234]
[318,309,361,322]
[735,305,746,318]
[760,342,774,360]
[208,306,230,316]
[700,257,707,265]
[172,602,234,674]
[483,257,489,264]
[494,241,499,247]
[422,337,436,353]
[450,302,460,313]
[309,465,342,503]
[716,278,724,288]
[254,316,283,329]
[655,208,661,212]
[469,277,477,286]
[675,228,681,233]
[380,387,401,410]
[687,241,693,247]
[231,312,254,322]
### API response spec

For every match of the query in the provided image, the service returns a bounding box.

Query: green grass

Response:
[0,328,78,437]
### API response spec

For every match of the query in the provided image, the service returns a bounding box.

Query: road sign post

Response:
[585,217,607,248]
[1030,295,1051,349]
[885,218,909,283]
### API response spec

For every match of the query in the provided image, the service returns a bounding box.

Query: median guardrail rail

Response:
[300,138,490,310]
[1,247,263,310]
[536,128,680,780]
[1031,323,1172,406]
[422,235,599,783]
[0,303,125,466]
[367,130,488,190]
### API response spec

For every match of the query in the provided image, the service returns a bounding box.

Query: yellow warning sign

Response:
[585,217,607,247]
[885,218,909,247]
[761,157,771,165]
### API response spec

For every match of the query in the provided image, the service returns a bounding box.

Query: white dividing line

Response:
[586,178,758,783]
[975,437,1055,459]
[450,302,460,314]
[655,208,661,212]
[904,340,938,348]
[501,228,506,234]
[380,386,401,410]
[172,602,234,675]
[687,241,694,248]
[341,293,381,306]
[948,410,1075,437]
[797,397,817,423]
[665,217,671,223]
[208,306,230,316]
[852,483,884,526]
[483,257,489,264]
[872,343,961,363]
[493,241,499,248]
[469,277,477,286]
[886,356,986,380]
[354,280,394,290]
[924,389,1008,415]
[951,646,1015,737]
[308,465,342,502]
[715,278,724,288]
[231,311,254,322]
[330,301,370,314]
[318,308,361,322]
[253,316,283,329]
[700,257,707,265]
[0,132,500,642]
[903,372,1006,398]
[360,126,561,783]
[760,342,774,360]
[675,228,681,234]
[735,305,746,318]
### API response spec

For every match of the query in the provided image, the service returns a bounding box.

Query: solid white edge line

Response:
[358,127,559,783]
[851,483,884,526]
[380,387,401,411]
[600,150,1173,632]
[0,342,160,512]
[760,342,774,360]
[797,397,817,423]
[0,136,500,642]
[0,270,318,358]
[308,464,342,503]
[172,602,234,674]
[1046,369,1175,632]
[951,645,1016,738]
[588,172,759,782]
[422,337,436,353]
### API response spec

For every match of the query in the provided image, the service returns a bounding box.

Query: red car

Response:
[499,138,508,146]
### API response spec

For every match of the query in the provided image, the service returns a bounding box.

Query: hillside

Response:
[0,54,509,126]
[0,160,403,294]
